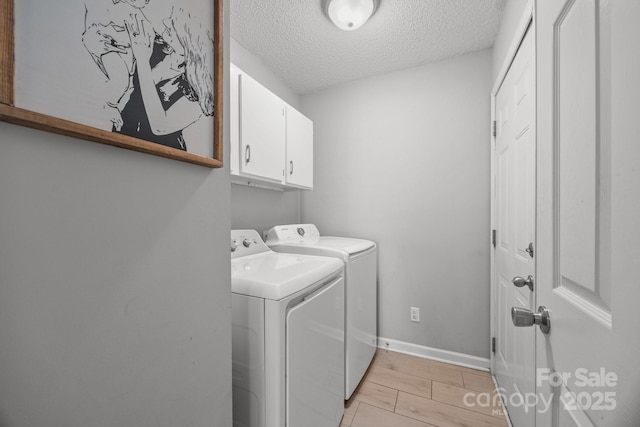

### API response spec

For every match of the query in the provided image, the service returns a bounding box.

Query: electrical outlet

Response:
[410,307,420,322]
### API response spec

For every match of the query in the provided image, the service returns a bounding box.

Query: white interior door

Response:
[492,24,536,427]
[535,0,640,425]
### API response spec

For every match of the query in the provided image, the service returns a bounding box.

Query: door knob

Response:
[512,275,534,291]
[511,306,551,334]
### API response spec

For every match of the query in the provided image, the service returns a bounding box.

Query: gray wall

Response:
[229,38,301,232]
[492,0,529,82]
[0,1,232,425]
[300,49,493,358]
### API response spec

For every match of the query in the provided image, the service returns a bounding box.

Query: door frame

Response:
[489,0,535,388]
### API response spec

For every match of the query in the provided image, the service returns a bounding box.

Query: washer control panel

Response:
[230,230,270,258]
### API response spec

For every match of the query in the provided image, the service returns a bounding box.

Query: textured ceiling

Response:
[230,0,506,94]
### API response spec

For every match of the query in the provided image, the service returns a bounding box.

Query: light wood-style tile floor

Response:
[342,350,510,427]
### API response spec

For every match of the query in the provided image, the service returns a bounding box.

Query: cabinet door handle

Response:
[289,160,294,175]
[245,145,251,164]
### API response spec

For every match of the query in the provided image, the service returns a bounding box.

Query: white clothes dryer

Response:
[231,230,345,427]
[264,224,377,399]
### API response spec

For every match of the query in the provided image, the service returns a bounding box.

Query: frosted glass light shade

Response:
[326,0,378,31]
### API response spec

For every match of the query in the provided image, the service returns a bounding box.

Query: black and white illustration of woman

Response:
[82,0,214,155]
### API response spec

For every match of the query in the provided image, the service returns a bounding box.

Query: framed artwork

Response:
[0,0,223,168]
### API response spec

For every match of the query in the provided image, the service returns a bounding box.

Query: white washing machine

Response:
[230,230,345,427]
[264,224,377,399]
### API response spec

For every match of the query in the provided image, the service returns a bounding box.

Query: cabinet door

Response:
[285,107,313,189]
[229,64,240,175]
[239,73,286,183]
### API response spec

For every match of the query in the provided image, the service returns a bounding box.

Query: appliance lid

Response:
[265,224,375,256]
[231,251,343,300]
[315,237,376,255]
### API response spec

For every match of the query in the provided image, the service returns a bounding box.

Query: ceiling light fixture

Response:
[325,0,379,31]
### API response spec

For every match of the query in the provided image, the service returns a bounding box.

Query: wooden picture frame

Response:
[0,0,223,168]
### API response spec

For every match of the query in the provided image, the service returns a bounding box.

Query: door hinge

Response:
[492,229,496,248]
[492,337,496,353]
[492,120,497,137]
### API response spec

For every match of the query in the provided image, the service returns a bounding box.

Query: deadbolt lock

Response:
[512,275,534,292]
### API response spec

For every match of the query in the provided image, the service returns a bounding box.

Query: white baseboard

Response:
[377,337,491,372]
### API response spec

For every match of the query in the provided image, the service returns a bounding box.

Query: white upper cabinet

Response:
[230,64,313,190]
[239,72,286,183]
[229,64,240,176]
[285,106,313,189]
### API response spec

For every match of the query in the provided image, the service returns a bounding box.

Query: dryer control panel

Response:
[264,224,321,245]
